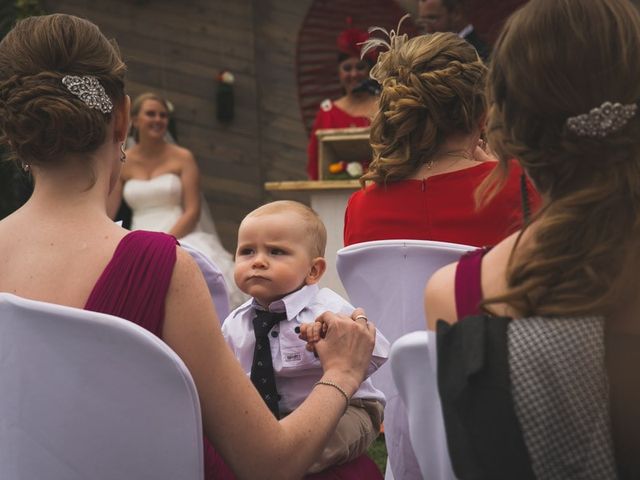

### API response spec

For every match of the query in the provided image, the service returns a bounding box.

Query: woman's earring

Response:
[119,143,127,163]
[21,161,30,172]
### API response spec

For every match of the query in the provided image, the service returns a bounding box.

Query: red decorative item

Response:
[336,26,371,60]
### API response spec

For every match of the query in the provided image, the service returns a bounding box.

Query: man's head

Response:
[234,201,327,307]
[417,0,468,34]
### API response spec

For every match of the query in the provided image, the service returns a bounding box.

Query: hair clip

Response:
[566,101,637,138]
[61,75,113,114]
[362,14,411,59]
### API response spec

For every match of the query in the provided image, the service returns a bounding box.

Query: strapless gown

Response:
[123,173,246,309]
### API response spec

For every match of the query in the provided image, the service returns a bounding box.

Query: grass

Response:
[367,434,388,474]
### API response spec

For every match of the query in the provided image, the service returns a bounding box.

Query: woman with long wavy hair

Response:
[426,0,640,477]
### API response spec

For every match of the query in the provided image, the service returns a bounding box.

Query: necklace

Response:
[423,150,472,172]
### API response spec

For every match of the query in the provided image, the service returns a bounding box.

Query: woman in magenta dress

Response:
[344,31,539,248]
[0,14,380,480]
[306,26,379,180]
[426,0,640,476]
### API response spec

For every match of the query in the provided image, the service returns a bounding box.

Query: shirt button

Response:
[271,331,279,338]
[294,326,301,334]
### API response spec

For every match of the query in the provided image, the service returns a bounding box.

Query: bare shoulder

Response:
[168,246,205,295]
[169,144,196,164]
[424,261,458,330]
[162,245,221,345]
[166,145,197,178]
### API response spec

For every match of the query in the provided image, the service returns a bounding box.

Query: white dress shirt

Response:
[222,284,388,414]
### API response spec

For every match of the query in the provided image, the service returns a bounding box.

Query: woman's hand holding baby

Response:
[298,308,375,396]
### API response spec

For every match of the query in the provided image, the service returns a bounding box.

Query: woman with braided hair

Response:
[343,32,538,247]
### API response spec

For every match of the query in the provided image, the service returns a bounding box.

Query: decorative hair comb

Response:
[361,14,411,60]
[565,100,637,138]
[61,75,113,114]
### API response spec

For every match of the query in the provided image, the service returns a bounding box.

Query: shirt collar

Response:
[458,24,474,39]
[251,284,320,321]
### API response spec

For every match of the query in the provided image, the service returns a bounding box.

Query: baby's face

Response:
[234,212,316,307]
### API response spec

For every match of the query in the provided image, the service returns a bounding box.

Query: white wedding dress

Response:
[123,173,247,309]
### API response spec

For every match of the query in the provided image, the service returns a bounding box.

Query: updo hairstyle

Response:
[361,32,487,184]
[0,14,126,169]
[482,0,640,318]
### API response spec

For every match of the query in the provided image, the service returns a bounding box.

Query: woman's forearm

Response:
[168,209,199,239]
[211,370,358,480]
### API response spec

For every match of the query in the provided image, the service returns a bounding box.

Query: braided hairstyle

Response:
[0,14,126,169]
[361,32,486,185]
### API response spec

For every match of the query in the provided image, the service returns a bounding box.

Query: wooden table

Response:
[264,180,361,299]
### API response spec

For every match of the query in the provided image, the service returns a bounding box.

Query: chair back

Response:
[337,239,472,479]
[0,293,203,480]
[181,241,231,321]
[390,331,456,480]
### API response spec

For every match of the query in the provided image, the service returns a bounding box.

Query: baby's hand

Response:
[298,320,327,353]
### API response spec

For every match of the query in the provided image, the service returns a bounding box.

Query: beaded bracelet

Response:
[314,380,350,414]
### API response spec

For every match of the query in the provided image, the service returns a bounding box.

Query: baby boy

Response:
[222,200,388,473]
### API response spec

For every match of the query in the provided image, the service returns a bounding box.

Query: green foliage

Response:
[367,434,388,474]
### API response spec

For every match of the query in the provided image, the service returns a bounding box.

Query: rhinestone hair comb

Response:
[61,75,113,114]
[566,101,637,138]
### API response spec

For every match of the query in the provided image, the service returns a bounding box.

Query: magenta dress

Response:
[454,247,491,319]
[84,230,225,478]
[84,230,382,479]
[84,230,177,334]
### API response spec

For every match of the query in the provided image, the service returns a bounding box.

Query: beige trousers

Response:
[307,398,384,474]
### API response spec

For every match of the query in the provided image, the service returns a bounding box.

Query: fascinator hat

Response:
[337,18,378,64]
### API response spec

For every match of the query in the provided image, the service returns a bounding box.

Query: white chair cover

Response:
[337,239,473,479]
[0,293,203,480]
[181,241,231,321]
[391,330,457,480]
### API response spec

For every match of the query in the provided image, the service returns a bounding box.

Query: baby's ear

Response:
[306,257,326,285]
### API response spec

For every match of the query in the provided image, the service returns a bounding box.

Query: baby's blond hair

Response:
[244,201,327,258]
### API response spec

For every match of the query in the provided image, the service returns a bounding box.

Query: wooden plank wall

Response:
[253,0,312,205]
[42,0,413,250]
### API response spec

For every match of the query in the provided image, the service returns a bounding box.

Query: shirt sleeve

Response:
[221,309,240,354]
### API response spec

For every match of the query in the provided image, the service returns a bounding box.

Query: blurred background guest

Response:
[344,31,537,247]
[306,23,379,180]
[110,92,246,307]
[417,0,490,61]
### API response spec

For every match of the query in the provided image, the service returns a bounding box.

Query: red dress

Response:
[307,99,371,180]
[85,230,381,479]
[344,162,539,247]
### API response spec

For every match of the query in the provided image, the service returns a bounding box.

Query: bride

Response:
[110,92,246,308]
